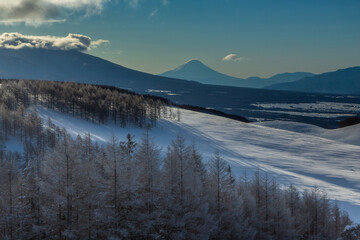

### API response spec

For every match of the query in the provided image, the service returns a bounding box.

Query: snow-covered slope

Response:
[320,124,360,146]
[255,120,360,146]
[37,106,360,222]
[255,121,326,135]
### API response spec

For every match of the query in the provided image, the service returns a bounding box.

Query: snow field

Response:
[37,106,360,222]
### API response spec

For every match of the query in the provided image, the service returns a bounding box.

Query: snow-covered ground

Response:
[37,106,360,222]
[255,121,360,146]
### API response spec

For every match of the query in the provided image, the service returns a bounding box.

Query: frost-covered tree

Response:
[40,129,84,239]
[0,153,21,240]
[338,224,360,240]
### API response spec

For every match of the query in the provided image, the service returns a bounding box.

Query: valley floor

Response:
[36,106,360,222]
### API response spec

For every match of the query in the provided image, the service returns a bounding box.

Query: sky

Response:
[0,0,359,78]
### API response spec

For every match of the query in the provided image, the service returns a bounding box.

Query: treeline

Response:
[0,80,168,128]
[0,80,41,152]
[0,80,179,160]
[339,116,360,128]
[0,128,353,239]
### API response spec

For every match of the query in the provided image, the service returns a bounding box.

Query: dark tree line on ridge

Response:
[0,79,169,129]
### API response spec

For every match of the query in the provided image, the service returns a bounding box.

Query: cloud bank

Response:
[0,32,109,51]
[0,0,108,26]
[222,54,247,62]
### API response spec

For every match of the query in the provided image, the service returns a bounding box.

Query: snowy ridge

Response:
[255,120,360,146]
[37,106,360,221]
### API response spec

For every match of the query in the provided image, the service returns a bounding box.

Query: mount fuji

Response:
[160,59,313,88]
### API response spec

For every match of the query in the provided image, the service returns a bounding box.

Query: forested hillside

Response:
[0,80,356,239]
[1,80,167,127]
[0,129,352,239]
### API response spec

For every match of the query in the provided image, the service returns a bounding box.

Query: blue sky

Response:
[0,0,359,78]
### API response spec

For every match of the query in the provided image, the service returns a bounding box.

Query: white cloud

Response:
[222,54,248,62]
[91,39,110,47]
[149,8,158,17]
[0,32,109,51]
[125,0,168,8]
[124,0,139,8]
[0,0,108,26]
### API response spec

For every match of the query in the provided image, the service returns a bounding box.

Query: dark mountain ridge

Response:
[0,48,202,92]
[267,66,360,94]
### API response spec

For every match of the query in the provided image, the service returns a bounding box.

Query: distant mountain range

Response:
[0,48,202,93]
[0,48,358,128]
[0,49,358,96]
[159,59,314,88]
[267,66,360,94]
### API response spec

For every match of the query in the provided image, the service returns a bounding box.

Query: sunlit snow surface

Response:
[37,106,360,222]
[255,121,360,146]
